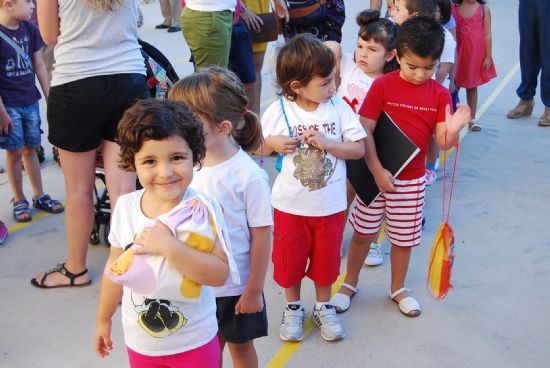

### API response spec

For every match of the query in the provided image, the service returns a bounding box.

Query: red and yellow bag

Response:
[427,221,455,299]
[427,140,460,300]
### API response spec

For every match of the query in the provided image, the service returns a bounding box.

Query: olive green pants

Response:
[181,8,233,69]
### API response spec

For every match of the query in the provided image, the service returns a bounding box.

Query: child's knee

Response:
[22,146,38,156]
[6,148,23,161]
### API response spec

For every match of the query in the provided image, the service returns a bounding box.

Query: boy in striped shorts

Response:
[331,16,470,317]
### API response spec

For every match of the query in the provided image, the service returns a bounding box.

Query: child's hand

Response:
[269,135,301,154]
[445,104,471,134]
[94,319,113,358]
[374,167,394,193]
[133,220,174,256]
[0,111,13,136]
[301,129,333,151]
[483,57,492,70]
[235,290,264,315]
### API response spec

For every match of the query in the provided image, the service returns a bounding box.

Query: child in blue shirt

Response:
[0,0,63,222]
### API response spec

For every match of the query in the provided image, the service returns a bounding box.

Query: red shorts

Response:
[272,209,345,288]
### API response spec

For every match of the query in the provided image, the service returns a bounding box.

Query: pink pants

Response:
[127,335,219,368]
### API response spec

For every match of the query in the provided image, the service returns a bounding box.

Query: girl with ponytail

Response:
[168,66,273,368]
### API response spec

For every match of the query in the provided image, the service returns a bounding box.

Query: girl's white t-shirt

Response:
[337,53,375,114]
[184,0,236,11]
[191,149,273,297]
[261,96,367,217]
[108,189,219,356]
[433,27,457,89]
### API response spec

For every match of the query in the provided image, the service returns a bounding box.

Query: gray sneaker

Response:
[311,305,345,341]
[280,304,305,341]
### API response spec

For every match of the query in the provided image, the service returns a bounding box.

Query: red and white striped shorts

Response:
[349,177,426,247]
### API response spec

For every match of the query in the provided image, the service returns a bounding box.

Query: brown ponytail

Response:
[168,66,263,153]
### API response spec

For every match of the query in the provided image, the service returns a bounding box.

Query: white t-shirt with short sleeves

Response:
[108,189,219,356]
[261,96,367,217]
[433,27,457,89]
[184,0,236,11]
[337,53,375,114]
[191,149,273,297]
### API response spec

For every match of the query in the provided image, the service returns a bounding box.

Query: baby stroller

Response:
[90,40,179,246]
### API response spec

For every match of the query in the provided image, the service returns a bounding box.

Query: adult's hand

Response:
[241,7,264,33]
[274,0,289,23]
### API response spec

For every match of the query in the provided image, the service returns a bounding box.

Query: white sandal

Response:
[390,287,421,317]
[330,282,358,314]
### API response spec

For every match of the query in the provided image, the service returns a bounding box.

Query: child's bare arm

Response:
[95,247,124,358]
[133,221,229,286]
[264,135,301,155]
[370,0,382,11]
[435,62,453,85]
[33,51,50,99]
[435,104,471,149]
[324,41,342,89]
[0,97,13,136]
[482,6,493,70]
[37,0,60,45]
[301,129,365,159]
[235,226,271,314]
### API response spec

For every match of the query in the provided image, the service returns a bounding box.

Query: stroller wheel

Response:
[90,232,101,245]
[103,222,111,246]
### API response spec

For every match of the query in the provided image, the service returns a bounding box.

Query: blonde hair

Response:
[168,67,263,153]
[86,0,123,11]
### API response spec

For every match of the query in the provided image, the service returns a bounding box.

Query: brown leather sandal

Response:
[538,107,550,127]
[506,99,534,119]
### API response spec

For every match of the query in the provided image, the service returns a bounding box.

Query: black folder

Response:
[346,112,420,207]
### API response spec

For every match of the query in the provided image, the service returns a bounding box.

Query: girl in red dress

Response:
[453,0,497,131]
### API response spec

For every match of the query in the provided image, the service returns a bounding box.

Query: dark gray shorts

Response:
[216,294,268,344]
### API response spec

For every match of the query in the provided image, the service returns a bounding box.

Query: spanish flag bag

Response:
[427,142,459,299]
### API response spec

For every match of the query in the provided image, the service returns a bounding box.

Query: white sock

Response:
[315,301,329,310]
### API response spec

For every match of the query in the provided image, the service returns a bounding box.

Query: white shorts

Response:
[349,177,426,247]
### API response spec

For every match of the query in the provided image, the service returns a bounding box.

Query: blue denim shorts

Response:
[0,102,42,151]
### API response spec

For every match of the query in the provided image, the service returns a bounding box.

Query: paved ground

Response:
[1,1,549,367]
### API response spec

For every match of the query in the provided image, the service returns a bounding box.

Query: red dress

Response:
[452,4,497,89]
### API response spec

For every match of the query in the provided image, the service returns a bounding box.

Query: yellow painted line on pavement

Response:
[266,61,520,368]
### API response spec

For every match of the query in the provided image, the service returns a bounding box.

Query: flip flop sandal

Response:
[32,194,64,214]
[31,263,91,289]
[390,288,421,317]
[12,199,32,223]
[468,121,482,132]
[330,282,358,314]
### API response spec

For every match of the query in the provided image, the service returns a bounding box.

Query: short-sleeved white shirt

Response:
[433,27,457,89]
[337,53,375,115]
[261,96,367,217]
[185,0,236,11]
[191,149,273,297]
[109,189,219,356]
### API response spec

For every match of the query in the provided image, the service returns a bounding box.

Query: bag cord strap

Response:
[442,131,460,223]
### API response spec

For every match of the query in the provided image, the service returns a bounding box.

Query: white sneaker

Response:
[425,168,437,186]
[280,304,305,341]
[364,243,383,266]
[311,305,345,341]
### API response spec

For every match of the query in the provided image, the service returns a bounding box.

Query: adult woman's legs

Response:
[102,139,136,208]
[32,149,96,287]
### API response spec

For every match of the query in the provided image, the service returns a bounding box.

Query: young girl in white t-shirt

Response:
[325,9,399,273]
[94,99,235,368]
[262,34,366,343]
[169,67,273,368]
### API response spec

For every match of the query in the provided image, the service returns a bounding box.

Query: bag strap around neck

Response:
[279,96,293,137]
[0,28,32,69]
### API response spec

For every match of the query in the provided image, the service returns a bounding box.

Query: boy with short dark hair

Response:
[335,16,470,317]
[0,0,64,222]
